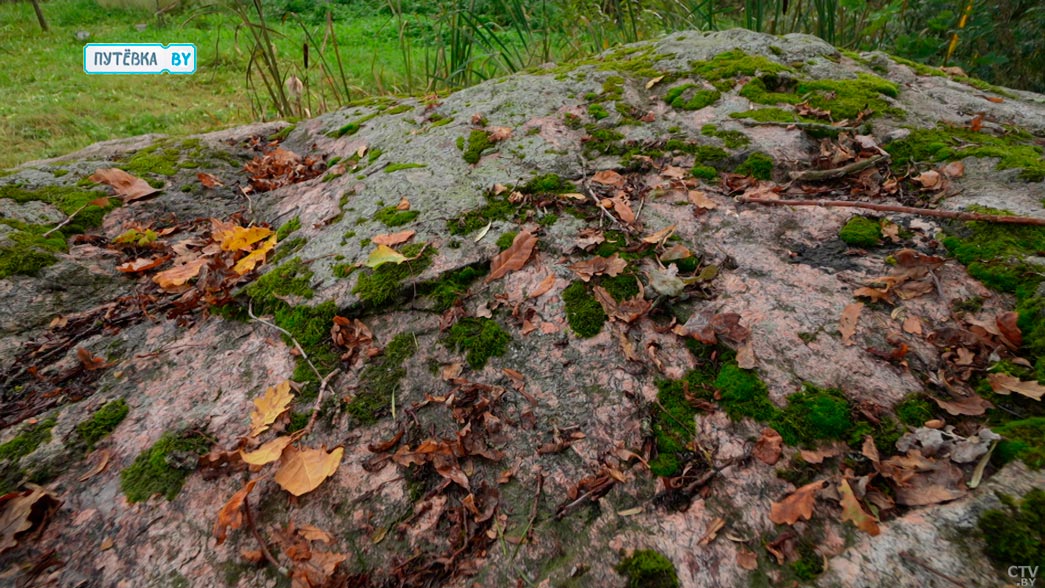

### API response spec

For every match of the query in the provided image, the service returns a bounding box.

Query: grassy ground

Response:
[0,0,416,169]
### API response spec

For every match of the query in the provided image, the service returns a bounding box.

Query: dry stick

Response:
[247,302,339,435]
[787,154,889,181]
[737,196,1045,226]
[41,202,91,238]
[244,493,287,576]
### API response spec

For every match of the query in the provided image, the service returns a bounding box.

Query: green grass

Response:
[0,0,417,169]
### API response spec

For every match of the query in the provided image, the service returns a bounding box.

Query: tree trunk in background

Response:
[30,0,49,32]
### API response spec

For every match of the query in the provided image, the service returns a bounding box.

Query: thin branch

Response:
[788,154,889,181]
[899,551,965,587]
[247,302,337,436]
[243,492,286,576]
[737,197,1045,226]
[41,202,90,238]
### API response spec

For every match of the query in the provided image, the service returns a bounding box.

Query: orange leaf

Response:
[241,435,295,466]
[396,197,410,211]
[485,230,537,283]
[769,480,826,525]
[372,230,416,247]
[89,168,160,202]
[76,347,108,371]
[116,256,169,274]
[198,172,224,188]
[838,479,880,536]
[275,445,344,496]
[902,315,923,336]
[528,274,556,299]
[839,302,863,346]
[591,170,625,187]
[219,225,274,252]
[213,480,256,545]
[153,258,207,289]
[249,380,294,437]
[941,161,965,178]
[233,235,277,275]
[688,190,717,209]
[753,428,783,465]
[969,113,984,132]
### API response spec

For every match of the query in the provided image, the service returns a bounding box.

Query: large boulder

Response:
[1,29,1044,588]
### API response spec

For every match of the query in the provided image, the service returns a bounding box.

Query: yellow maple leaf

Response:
[233,235,277,275]
[153,258,208,290]
[249,380,294,437]
[220,225,274,252]
[275,445,344,496]
[241,435,295,466]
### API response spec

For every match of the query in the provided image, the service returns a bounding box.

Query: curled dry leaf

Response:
[996,311,1022,347]
[485,230,537,283]
[213,480,257,545]
[89,168,160,202]
[941,161,965,178]
[931,393,992,416]
[78,449,110,482]
[645,75,665,89]
[117,256,169,274]
[769,480,827,525]
[987,373,1045,401]
[396,197,410,211]
[77,347,109,371]
[688,190,717,209]
[568,254,627,282]
[197,172,224,188]
[753,428,783,465]
[372,230,416,247]
[275,445,345,496]
[839,302,863,346]
[913,170,943,190]
[641,224,676,244]
[0,485,60,554]
[838,479,880,536]
[249,380,294,437]
[591,170,625,187]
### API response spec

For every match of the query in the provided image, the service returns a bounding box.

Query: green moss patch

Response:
[245,258,315,306]
[714,363,777,422]
[419,264,487,311]
[495,231,517,251]
[729,107,805,123]
[75,399,129,451]
[275,216,301,240]
[772,385,854,447]
[994,418,1045,469]
[562,281,606,338]
[374,205,420,227]
[327,112,379,138]
[977,489,1045,571]
[462,129,494,164]
[839,216,882,247]
[651,367,715,476]
[120,430,211,502]
[0,417,56,462]
[663,84,720,110]
[886,127,1045,182]
[447,196,516,235]
[346,332,417,424]
[588,103,610,120]
[615,549,680,588]
[443,317,510,371]
[734,152,774,180]
[383,162,427,173]
[895,394,934,427]
[352,243,433,307]
[691,50,793,83]
[701,124,750,148]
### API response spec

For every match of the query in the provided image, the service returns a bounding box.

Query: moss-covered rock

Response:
[346,333,417,424]
[562,281,606,338]
[615,549,680,588]
[734,152,774,180]
[443,317,510,370]
[75,399,129,451]
[977,489,1045,571]
[120,431,211,502]
[886,127,1045,182]
[839,216,882,247]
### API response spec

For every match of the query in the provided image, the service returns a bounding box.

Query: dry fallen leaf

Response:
[116,256,170,274]
[769,480,826,525]
[198,172,224,188]
[838,479,880,536]
[153,258,208,290]
[77,347,109,371]
[839,302,863,346]
[275,445,345,497]
[396,197,410,211]
[241,435,296,466]
[219,225,274,252]
[232,235,277,275]
[78,449,110,482]
[941,161,965,178]
[688,190,717,209]
[0,485,60,554]
[645,75,665,89]
[591,170,625,187]
[641,224,676,244]
[753,428,783,465]
[214,480,257,545]
[568,254,628,282]
[913,170,943,190]
[902,315,923,336]
[89,168,160,202]
[931,394,992,416]
[249,380,294,437]
[485,230,537,283]
[528,274,556,299]
[372,230,416,247]
[987,373,1045,401]
[736,547,758,571]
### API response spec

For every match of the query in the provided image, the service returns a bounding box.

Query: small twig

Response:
[244,493,286,576]
[738,119,862,133]
[247,302,336,436]
[899,551,965,587]
[787,154,889,181]
[510,471,543,561]
[41,202,90,238]
[737,196,1045,226]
